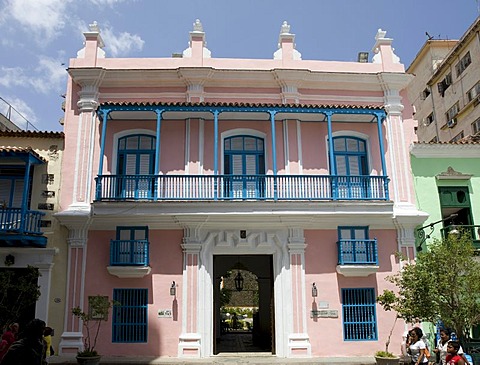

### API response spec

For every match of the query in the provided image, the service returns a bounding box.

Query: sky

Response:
[0,0,478,132]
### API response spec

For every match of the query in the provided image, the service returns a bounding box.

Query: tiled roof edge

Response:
[0,130,64,138]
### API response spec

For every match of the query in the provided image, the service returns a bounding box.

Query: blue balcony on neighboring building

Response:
[95,174,389,202]
[336,239,379,277]
[0,147,47,248]
[0,208,46,247]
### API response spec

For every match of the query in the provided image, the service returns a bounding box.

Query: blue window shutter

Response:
[112,288,148,343]
[342,288,377,341]
[332,137,368,176]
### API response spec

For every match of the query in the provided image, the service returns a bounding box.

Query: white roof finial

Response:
[375,29,387,41]
[89,21,99,33]
[280,21,291,35]
[193,19,203,33]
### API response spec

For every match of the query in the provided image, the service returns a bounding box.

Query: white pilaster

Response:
[178,228,202,357]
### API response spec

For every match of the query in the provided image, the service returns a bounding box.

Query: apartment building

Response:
[407,17,480,142]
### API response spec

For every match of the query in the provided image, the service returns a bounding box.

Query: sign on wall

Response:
[311,310,338,318]
[158,309,172,318]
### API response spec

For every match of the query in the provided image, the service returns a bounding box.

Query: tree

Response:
[72,295,115,357]
[0,266,41,328]
[378,233,480,343]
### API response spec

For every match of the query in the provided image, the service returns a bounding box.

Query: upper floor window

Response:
[467,81,480,104]
[110,226,149,266]
[472,118,480,135]
[117,135,156,199]
[112,288,148,342]
[0,167,30,208]
[449,131,464,143]
[437,73,452,97]
[224,135,265,175]
[342,288,377,341]
[117,135,156,176]
[333,137,368,176]
[420,87,431,100]
[117,226,148,241]
[338,226,369,240]
[337,226,378,265]
[445,102,459,124]
[455,52,471,77]
[423,113,434,126]
[224,135,265,199]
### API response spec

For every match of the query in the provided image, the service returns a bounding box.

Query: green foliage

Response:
[0,266,40,328]
[72,295,115,357]
[221,307,255,318]
[378,233,480,342]
[375,350,398,358]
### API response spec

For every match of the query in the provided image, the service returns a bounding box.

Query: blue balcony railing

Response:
[95,174,389,201]
[337,239,378,265]
[441,225,480,250]
[0,208,45,235]
[110,239,149,266]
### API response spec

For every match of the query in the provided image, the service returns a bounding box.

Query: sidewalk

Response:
[48,355,377,365]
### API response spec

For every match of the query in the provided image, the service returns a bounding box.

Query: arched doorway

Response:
[213,255,274,354]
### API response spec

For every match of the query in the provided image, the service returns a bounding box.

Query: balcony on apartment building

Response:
[94,102,391,203]
[0,147,47,248]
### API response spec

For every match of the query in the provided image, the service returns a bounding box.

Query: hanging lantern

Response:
[170,281,176,296]
[234,271,244,291]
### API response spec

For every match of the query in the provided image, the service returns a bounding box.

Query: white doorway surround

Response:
[178,228,311,358]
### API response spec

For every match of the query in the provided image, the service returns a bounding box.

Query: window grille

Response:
[342,288,377,341]
[112,288,148,343]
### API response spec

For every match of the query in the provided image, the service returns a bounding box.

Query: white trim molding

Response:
[410,143,480,158]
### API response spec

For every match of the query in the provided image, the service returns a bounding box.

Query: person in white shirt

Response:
[434,328,469,365]
[407,327,429,365]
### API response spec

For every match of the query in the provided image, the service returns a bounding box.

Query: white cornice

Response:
[79,67,392,91]
[68,68,106,87]
[410,143,480,158]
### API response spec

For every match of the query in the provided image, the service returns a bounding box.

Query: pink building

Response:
[56,20,424,360]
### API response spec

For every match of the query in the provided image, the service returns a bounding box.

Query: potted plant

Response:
[375,289,401,365]
[72,295,114,365]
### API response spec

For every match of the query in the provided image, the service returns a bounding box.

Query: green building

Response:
[410,138,480,341]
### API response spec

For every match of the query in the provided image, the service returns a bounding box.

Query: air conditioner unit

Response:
[447,118,457,128]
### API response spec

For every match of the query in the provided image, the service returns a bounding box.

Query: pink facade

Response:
[56,20,425,360]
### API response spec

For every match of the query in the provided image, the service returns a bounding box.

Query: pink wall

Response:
[305,229,403,356]
[84,229,184,356]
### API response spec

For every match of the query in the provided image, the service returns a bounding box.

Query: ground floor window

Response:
[112,288,148,343]
[342,288,377,341]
